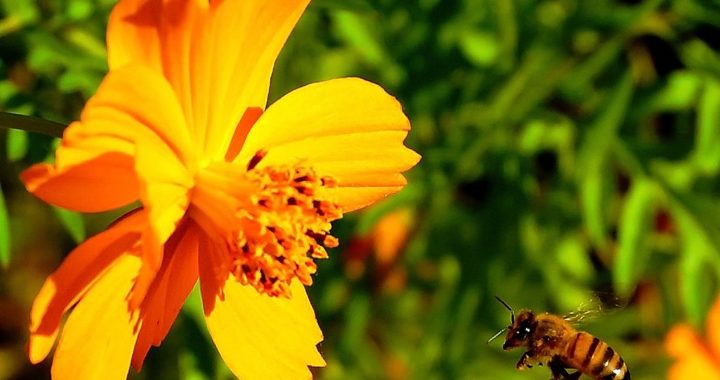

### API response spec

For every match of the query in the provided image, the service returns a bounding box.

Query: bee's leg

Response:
[516,352,535,370]
[548,357,564,380]
[548,357,580,380]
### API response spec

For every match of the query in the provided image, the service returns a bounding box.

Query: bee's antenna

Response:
[486,328,506,344]
[495,296,515,324]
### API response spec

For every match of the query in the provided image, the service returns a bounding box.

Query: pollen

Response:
[230,164,342,297]
[191,153,343,298]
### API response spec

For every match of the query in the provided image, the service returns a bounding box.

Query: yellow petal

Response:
[326,185,408,212]
[238,78,420,211]
[201,277,325,380]
[108,0,310,159]
[51,254,142,380]
[198,0,309,158]
[132,223,199,370]
[28,210,145,364]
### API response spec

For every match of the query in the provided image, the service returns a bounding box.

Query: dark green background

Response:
[2,0,720,379]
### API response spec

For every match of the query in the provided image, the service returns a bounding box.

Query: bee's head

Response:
[502,310,536,350]
[488,297,537,350]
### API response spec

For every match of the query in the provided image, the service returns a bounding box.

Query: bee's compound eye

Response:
[515,322,532,340]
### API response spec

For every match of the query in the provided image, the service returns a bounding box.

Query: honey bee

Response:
[488,297,630,380]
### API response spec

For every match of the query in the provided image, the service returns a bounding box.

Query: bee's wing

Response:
[563,303,601,325]
[563,295,625,326]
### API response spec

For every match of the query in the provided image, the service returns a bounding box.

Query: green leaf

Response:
[63,27,108,60]
[495,0,518,70]
[681,39,720,77]
[459,30,499,67]
[692,78,720,174]
[578,73,635,249]
[679,239,714,327]
[665,188,720,326]
[578,73,635,164]
[661,186,720,274]
[6,127,28,161]
[648,70,702,111]
[0,0,38,37]
[614,179,656,296]
[27,31,107,73]
[311,0,373,12]
[486,48,556,124]
[580,172,609,248]
[53,207,85,243]
[58,69,103,96]
[0,184,9,268]
[0,80,19,103]
[66,0,94,21]
[178,302,216,380]
[556,234,594,283]
[332,10,387,65]
[0,0,38,22]
[561,37,624,98]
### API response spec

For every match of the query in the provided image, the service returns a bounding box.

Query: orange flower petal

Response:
[107,0,162,72]
[51,254,142,380]
[668,356,720,380]
[707,295,720,360]
[84,64,195,167]
[109,0,199,136]
[238,78,420,212]
[373,208,413,266]
[131,223,199,370]
[21,152,138,212]
[28,210,144,364]
[197,232,230,314]
[666,324,704,358]
[135,133,193,275]
[83,63,195,274]
[201,277,325,380]
[22,62,195,214]
[108,0,310,159]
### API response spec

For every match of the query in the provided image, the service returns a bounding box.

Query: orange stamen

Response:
[191,156,342,298]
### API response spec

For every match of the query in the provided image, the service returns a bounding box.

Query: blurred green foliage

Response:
[2,0,720,379]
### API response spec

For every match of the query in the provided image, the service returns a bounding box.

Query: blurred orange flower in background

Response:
[21,0,419,379]
[665,294,720,379]
[343,207,414,293]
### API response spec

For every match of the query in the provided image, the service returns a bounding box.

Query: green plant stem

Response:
[0,112,65,138]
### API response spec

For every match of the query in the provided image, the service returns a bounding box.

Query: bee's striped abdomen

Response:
[563,332,630,380]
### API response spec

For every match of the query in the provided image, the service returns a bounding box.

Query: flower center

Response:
[191,151,342,298]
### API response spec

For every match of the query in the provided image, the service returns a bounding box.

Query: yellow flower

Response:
[665,295,720,379]
[22,0,419,378]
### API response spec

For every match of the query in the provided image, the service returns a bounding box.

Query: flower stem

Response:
[0,112,65,138]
